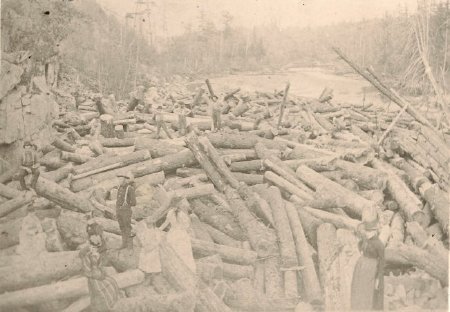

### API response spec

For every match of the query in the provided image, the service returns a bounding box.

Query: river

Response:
[203,67,385,106]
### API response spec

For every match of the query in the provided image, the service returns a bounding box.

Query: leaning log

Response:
[0,251,81,293]
[418,182,449,235]
[264,171,313,202]
[61,151,92,164]
[317,223,343,310]
[299,206,359,231]
[284,202,322,303]
[332,159,387,190]
[0,269,145,309]
[41,163,74,182]
[406,221,448,262]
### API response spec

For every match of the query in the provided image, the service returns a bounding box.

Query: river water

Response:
[205,67,384,106]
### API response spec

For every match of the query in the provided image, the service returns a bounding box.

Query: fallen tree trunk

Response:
[406,221,448,262]
[230,159,265,172]
[35,177,92,212]
[201,222,242,248]
[206,132,286,150]
[299,206,359,231]
[0,269,145,309]
[263,158,313,195]
[284,202,322,303]
[99,114,115,138]
[418,182,449,235]
[135,138,185,158]
[0,251,81,293]
[232,172,263,185]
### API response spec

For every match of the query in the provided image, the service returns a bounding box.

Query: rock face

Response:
[0,58,59,173]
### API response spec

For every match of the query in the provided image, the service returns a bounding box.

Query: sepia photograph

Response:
[0,0,449,311]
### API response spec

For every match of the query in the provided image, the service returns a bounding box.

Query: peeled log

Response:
[284,202,322,303]
[35,177,92,212]
[0,269,145,309]
[296,165,375,218]
[202,222,242,248]
[372,159,425,226]
[191,238,257,265]
[0,251,81,293]
[317,223,343,310]
[230,159,265,172]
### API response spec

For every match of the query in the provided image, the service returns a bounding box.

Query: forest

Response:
[1,0,449,99]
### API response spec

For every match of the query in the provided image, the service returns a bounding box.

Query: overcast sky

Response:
[97,0,418,36]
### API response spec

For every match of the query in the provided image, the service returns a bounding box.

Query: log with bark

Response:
[99,114,116,138]
[52,138,76,153]
[35,177,92,212]
[284,202,322,303]
[159,240,233,312]
[371,159,426,226]
[317,223,343,310]
[0,269,145,309]
[0,251,81,293]
[60,151,93,164]
[41,163,74,182]
[71,149,196,192]
[296,165,377,218]
[191,238,257,265]
[73,150,150,176]
[0,191,33,218]
[190,199,244,241]
[405,221,448,262]
[99,137,136,147]
[332,159,387,190]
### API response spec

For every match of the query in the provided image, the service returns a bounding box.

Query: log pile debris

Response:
[0,67,448,311]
